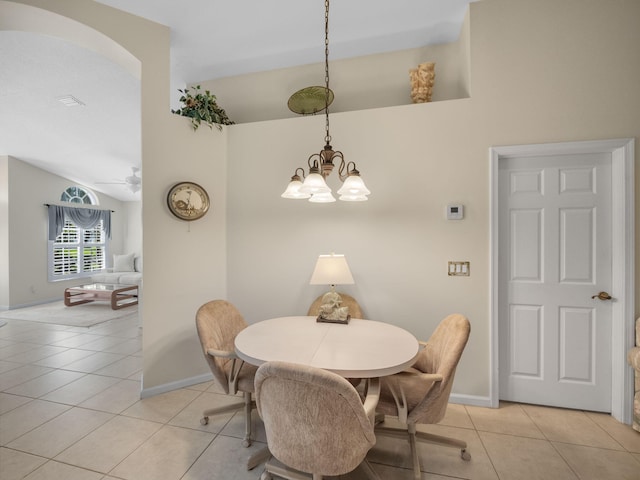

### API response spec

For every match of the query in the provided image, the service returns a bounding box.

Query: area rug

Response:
[0,301,138,328]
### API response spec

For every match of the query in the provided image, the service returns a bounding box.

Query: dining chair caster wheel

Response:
[260,471,273,480]
[461,449,471,461]
[200,417,209,426]
[241,439,251,447]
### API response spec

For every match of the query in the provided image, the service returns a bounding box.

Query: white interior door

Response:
[498,152,613,412]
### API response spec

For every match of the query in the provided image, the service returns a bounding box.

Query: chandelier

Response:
[281,0,371,203]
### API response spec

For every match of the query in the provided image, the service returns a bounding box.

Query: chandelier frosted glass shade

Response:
[284,161,371,203]
[281,178,311,199]
[339,193,368,202]
[309,191,336,203]
[299,172,331,195]
[337,174,371,197]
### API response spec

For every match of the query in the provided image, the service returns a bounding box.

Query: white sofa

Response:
[91,254,142,286]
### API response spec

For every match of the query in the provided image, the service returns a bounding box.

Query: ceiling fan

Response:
[95,167,142,193]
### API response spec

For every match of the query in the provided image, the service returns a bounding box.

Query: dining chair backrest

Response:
[409,313,470,424]
[195,299,248,394]
[255,360,377,477]
[374,313,471,477]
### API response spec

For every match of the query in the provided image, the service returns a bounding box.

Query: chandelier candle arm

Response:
[281,0,370,203]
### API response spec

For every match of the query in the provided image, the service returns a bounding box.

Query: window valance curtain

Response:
[47,205,112,241]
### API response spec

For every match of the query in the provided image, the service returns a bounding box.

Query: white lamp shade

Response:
[281,179,311,199]
[339,193,368,202]
[309,191,336,203]
[299,172,331,194]
[310,254,355,285]
[337,175,371,196]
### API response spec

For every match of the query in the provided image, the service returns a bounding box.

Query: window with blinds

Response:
[49,219,107,281]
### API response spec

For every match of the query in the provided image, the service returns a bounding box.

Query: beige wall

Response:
[228,99,489,397]
[3,0,639,404]
[140,115,228,393]
[226,0,640,402]
[201,13,470,124]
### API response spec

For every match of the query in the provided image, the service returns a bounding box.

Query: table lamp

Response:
[310,253,354,323]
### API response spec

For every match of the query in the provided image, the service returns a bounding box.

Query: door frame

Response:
[490,138,635,424]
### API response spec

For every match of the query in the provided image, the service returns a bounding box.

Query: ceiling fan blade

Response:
[94,166,141,189]
[124,175,141,185]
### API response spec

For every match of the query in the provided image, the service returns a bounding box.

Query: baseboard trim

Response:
[1,298,60,311]
[448,393,492,408]
[141,374,493,409]
[140,372,213,399]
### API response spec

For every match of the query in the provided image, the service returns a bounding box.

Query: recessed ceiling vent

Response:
[57,95,85,107]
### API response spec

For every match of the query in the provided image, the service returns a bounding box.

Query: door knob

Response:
[591,291,612,301]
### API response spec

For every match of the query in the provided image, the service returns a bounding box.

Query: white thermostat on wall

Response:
[446,204,464,220]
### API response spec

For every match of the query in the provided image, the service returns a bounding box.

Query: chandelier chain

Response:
[324,0,331,144]
[280,0,370,201]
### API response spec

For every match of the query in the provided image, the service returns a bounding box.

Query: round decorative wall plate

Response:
[287,86,334,115]
[167,182,210,221]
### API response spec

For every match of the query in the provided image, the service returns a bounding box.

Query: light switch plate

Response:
[448,261,470,276]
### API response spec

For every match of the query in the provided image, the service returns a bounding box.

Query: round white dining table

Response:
[234,316,420,378]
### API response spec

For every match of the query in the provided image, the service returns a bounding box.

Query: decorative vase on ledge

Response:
[409,62,436,103]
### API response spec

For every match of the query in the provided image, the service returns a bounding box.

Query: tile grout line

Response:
[462,404,502,480]
[519,404,583,480]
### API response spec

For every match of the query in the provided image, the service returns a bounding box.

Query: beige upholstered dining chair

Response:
[307,292,364,319]
[195,300,258,449]
[374,313,471,480]
[255,361,382,480]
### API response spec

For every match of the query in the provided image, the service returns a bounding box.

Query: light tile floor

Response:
[0,313,639,479]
